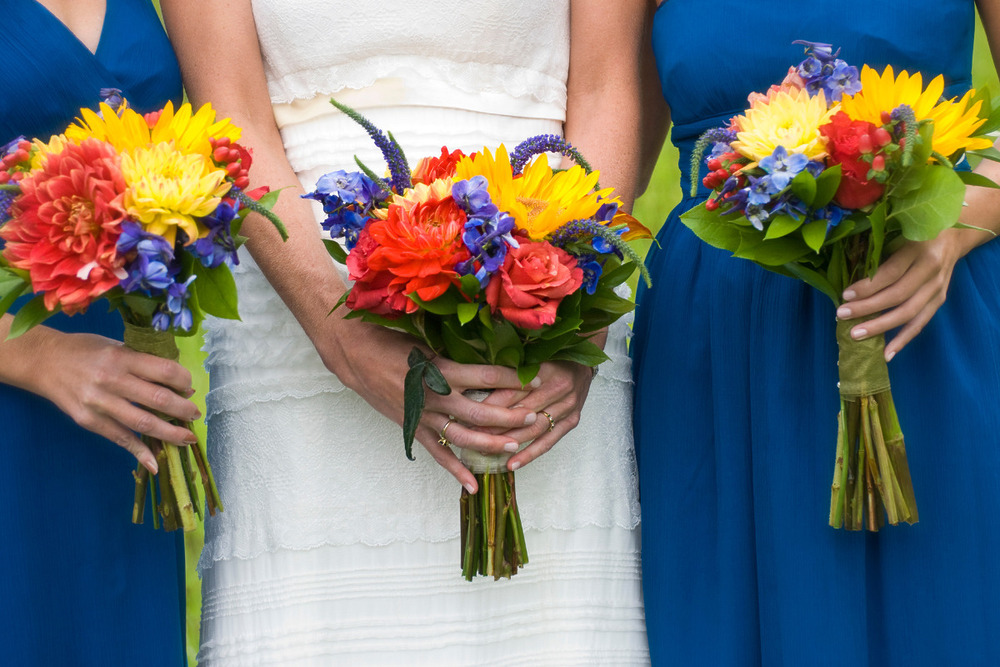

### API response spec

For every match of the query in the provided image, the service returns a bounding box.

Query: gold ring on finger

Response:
[539,410,556,432]
[438,417,456,447]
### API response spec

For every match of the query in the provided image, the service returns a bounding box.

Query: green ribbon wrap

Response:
[123,322,179,361]
[836,319,891,399]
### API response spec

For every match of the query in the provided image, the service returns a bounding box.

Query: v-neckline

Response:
[31,0,111,57]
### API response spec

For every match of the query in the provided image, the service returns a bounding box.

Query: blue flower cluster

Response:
[117,221,195,331]
[451,176,518,286]
[190,200,240,269]
[303,170,386,250]
[794,40,861,101]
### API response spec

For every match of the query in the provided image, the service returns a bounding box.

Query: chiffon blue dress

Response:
[632,2,1000,665]
[0,1,186,664]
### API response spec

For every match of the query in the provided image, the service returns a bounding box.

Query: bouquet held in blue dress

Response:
[681,42,1000,530]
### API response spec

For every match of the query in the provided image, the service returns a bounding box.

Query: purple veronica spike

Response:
[509,134,593,175]
[330,100,410,192]
[0,190,14,226]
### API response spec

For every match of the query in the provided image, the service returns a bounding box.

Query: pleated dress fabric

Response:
[195,1,649,665]
[632,1,1000,665]
[0,1,186,665]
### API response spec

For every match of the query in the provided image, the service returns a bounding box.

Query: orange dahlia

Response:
[1,139,127,314]
[364,186,470,308]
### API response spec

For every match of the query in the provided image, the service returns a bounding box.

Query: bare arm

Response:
[161,0,540,491]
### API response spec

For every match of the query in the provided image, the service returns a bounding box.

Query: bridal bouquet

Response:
[307,100,651,579]
[682,42,1000,530]
[0,93,286,532]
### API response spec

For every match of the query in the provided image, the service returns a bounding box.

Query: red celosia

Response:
[1,139,127,314]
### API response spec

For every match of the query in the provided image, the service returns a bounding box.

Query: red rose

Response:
[820,111,885,209]
[485,240,583,330]
[411,147,466,185]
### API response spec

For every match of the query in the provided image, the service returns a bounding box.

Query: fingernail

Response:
[193,410,202,420]
[851,327,868,340]
[504,442,519,453]
[510,461,521,471]
[843,289,857,301]
[523,413,537,425]
[836,306,852,319]
[885,349,896,362]
[184,432,198,445]
[529,377,542,388]
[145,458,158,475]
[185,388,196,398]
[464,483,476,494]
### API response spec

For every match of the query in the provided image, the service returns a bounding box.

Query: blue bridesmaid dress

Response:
[0,1,186,664]
[633,1,1000,665]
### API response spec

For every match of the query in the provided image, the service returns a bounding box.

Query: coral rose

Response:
[485,240,583,330]
[820,111,885,208]
[1,138,127,314]
[363,190,470,309]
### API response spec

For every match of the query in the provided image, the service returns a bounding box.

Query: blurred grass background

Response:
[165,6,999,663]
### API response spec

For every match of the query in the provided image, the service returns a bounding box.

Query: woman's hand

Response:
[6,329,200,474]
[837,230,967,360]
[320,319,542,492]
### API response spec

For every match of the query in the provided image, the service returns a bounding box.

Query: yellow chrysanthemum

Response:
[454,145,613,240]
[732,88,838,162]
[66,101,241,157]
[120,142,231,246]
[28,134,70,170]
[839,65,992,157]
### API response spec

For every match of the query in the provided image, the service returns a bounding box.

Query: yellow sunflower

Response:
[66,101,241,157]
[732,88,837,163]
[453,145,613,240]
[120,142,231,246]
[839,65,992,157]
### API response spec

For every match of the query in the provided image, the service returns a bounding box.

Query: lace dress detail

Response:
[198,1,648,663]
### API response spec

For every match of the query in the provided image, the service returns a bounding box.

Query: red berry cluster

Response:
[860,125,895,180]
[703,152,746,190]
[0,140,32,185]
[210,137,252,190]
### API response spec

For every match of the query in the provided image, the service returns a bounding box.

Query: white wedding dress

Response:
[198,1,649,664]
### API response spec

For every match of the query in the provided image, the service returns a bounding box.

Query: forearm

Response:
[0,315,63,395]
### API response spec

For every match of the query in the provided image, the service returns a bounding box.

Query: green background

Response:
[165,9,1000,663]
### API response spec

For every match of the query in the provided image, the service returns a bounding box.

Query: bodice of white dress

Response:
[201,0,639,565]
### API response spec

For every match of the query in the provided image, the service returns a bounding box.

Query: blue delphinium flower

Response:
[823,61,862,101]
[818,204,849,232]
[303,170,385,250]
[747,174,775,207]
[452,176,497,217]
[99,87,126,113]
[794,41,859,102]
[192,201,240,268]
[154,275,196,332]
[759,146,810,190]
[577,254,603,295]
[457,210,518,286]
[118,221,178,294]
[771,193,809,220]
[746,204,770,231]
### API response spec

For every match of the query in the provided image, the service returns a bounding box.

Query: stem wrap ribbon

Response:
[123,322,179,361]
[836,319,891,399]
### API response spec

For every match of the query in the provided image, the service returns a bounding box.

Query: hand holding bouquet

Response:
[307,101,651,579]
[682,42,1000,530]
[0,93,286,532]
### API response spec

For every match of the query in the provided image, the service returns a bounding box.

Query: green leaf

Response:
[784,262,839,304]
[734,235,811,266]
[539,316,583,340]
[422,360,451,396]
[578,294,635,318]
[524,331,579,365]
[402,363,425,461]
[517,364,541,387]
[812,164,842,209]
[680,205,744,253]
[800,218,828,253]
[957,171,1000,189]
[968,145,1000,164]
[763,214,803,240]
[456,301,478,326]
[824,217,857,246]
[7,295,54,340]
[409,291,459,316]
[122,294,158,319]
[495,345,523,368]
[789,171,817,206]
[192,263,241,320]
[599,260,637,288]
[459,274,482,298]
[0,273,28,316]
[254,188,282,211]
[889,166,966,241]
[441,320,488,364]
[552,339,610,366]
[323,239,348,263]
